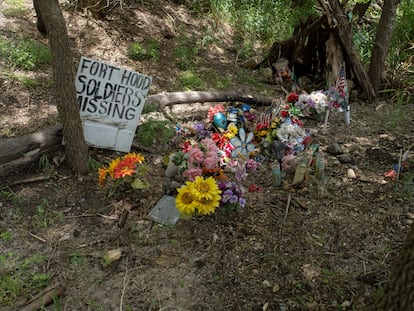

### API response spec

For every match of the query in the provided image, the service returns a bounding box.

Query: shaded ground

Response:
[1,1,414,310]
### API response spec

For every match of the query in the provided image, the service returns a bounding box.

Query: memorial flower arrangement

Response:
[167,94,335,218]
[175,176,222,215]
[98,152,148,191]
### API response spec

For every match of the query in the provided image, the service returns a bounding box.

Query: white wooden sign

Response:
[75,56,152,152]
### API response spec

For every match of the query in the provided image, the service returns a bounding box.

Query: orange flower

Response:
[98,167,108,187]
[113,158,137,179]
[114,165,136,178]
[123,152,145,165]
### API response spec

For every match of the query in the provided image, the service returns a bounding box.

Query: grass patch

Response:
[0,253,49,306]
[381,92,412,133]
[0,35,51,70]
[127,38,160,61]
[1,0,27,17]
[175,38,199,70]
[0,69,41,88]
[31,199,63,230]
[136,118,176,148]
[178,70,204,90]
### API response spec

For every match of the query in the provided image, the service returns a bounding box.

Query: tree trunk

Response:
[33,0,88,174]
[376,223,414,310]
[32,0,46,34]
[368,0,401,93]
[320,0,376,102]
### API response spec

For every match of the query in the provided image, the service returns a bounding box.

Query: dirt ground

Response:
[1,1,414,310]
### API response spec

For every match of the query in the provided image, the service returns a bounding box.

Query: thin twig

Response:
[30,232,47,243]
[8,175,52,186]
[120,257,129,311]
[284,193,291,223]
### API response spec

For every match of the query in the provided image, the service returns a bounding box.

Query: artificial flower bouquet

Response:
[98,152,148,193]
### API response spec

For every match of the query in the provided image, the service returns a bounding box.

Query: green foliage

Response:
[2,0,27,17]
[175,39,199,70]
[127,38,160,61]
[38,154,52,172]
[0,36,51,70]
[353,24,376,65]
[382,92,411,130]
[209,72,232,89]
[32,199,63,229]
[88,155,102,172]
[0,186,22,206]
[0,231,12,243]
[135,118,175,148]
[179,70,203,89]
[0,253,49,306]
[388,0,414,85]
[69,252,89,270]
[212,0,315,44]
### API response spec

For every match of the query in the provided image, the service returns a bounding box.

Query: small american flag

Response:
[336,64,347,95]
[335,64,348,107]
[260,111,273,125]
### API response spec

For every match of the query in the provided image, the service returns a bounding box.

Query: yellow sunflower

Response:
[107,157,121,178]
[191,176,222,201]
[195,196,221,215]
[176,183,196,215]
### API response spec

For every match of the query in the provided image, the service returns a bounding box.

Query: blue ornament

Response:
[213,112,227,129]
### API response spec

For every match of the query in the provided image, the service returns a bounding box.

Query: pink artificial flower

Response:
[203,158,218,170]
[204,152,219,169]
[246,159,259,171]
[223,142,235,158]
[183,167,203,181]
[187,146,203,166]
[201,138,218,152]
[207,104,225,122]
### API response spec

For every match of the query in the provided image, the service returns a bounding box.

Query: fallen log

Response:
[0,91,279,168]
[0,124,62,165]
[145,90,278,110]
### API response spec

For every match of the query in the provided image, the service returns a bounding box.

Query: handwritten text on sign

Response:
[75,57,152,152]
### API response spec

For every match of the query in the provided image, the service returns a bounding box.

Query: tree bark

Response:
[375,223,414,310]
[33,0,88,174]
[368,0,401,92]
[145,90,278,110]
[320,0,376,102]
[0,125,62,165]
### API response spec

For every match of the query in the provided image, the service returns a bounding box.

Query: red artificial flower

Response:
[303,136,313,147]
[280,110,289,118]
[181,140,192,153]
[248,184,263,192]
[211,132,228,149]
[255,123,269,131]
[287,92,299,103]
